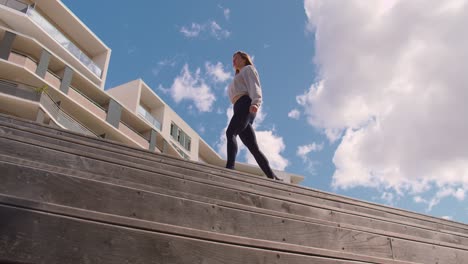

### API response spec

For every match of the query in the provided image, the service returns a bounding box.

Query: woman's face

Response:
[233,54,246,70]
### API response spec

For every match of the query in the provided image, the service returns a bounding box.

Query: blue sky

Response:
[62,0,468,224]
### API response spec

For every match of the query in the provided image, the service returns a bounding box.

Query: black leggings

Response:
[225,95,276,178]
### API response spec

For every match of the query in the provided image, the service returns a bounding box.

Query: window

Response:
[170,122,191,152]
[186,138,191,152]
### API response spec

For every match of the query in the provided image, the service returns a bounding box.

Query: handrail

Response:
[120,120,147,139]
[40,92,97,137]
[11,49,38,63]
[1,78,106,139]
[69,85,106,111]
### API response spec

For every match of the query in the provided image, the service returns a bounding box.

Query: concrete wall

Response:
[107,80,141,113]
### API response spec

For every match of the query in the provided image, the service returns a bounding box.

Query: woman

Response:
[225,51,282,181]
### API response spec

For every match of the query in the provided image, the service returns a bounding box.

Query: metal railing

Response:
[24,5,103,78]
[119,120,150,148]
[137,105,162,130]
[40,92,96,137]
[69,85,106,111]
[0,79,41,102]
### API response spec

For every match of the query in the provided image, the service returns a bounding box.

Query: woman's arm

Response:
[244,66,263,109]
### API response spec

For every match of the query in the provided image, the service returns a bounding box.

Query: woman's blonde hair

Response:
[234,51,254,74]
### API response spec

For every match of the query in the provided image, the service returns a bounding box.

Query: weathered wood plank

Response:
[0,139,467,248]
[1,154,466,251]
[391,237,468,264]
[0,116,466,235]
[0,203,406,264]
[2,161,468,263]
[0,161,394,259]
[0,155,466,252]
[0,118,466,236]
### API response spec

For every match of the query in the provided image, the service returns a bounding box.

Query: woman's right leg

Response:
[225,97,251,169]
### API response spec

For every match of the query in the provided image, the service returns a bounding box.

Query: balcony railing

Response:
[68,85,107,120]
[1,0,103,77]
[40,92,96,137]
[0,0,28,12]
[22,5,102,78]
[0,79,41,102]
[137,105,162,131]
[119,121,149,149]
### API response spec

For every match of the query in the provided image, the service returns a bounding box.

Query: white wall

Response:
[107,80,141,112]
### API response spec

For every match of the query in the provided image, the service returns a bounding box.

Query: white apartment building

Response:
[0,0,303,184]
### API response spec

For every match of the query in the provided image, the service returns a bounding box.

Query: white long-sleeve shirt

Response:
[228,65,263,107]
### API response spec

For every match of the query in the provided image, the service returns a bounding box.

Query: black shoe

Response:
[268,175,283,181]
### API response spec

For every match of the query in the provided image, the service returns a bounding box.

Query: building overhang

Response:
[34,0,110,57]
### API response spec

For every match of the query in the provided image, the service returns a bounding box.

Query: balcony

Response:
[40,92,96,137]
[0,79,40,102]
[118,121,149,149]
[0,78,97,136]
[8,51,62,90]
[7,51,37,72]
[0,0,28,12]
[67,86,107,120]
[137,105,162,131]
[25,6,103,78]
[1,0,103,78]
[3,50,151,150]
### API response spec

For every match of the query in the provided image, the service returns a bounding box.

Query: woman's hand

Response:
[249,105,258,113]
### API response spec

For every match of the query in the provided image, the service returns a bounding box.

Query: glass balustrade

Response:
[137,105,162,131]
[0,0,28,12]
[21,5,103,77]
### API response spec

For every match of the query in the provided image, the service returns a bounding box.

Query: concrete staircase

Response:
[1,113,468,264]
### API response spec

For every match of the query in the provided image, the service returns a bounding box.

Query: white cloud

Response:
[180,23,203,37]
[244,130,289,171]
[218,5,231,20]
[217,107,289,171]
[297,142,323,175]
[302,0,468,210]
[224,8,230,20]
[413,196,428,204]
[180,21,230,40]
[427,187,466,211]
[442,216,453,220]
[381,192,395,205]
[297,142,324,160]
[209,21,231,40]
[205,62,232,83]
[168,64,215,112]
[216,107,233,159]
[158,58,177,67]
[152,56,179,76]
[288,109,301,120]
